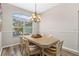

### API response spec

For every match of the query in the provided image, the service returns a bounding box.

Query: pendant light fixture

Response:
[32,2,41,22]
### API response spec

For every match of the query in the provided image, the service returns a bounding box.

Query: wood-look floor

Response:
[1,45,79,56]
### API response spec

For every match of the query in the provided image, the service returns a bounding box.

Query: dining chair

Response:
[19,36,41,56]
[43,40,64,56]
[51,40,64,56]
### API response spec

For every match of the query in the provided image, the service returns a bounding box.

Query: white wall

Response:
[2,4,32,47]
[0,32,1,50]
[0,32,2,55]
[40,3,79,51]
[0,19,2,50]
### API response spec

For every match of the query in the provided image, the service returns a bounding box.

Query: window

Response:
[0,3,2,18]
[0,3,2,31]
[12,13,32,36]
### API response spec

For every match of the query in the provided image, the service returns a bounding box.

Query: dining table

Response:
[23,35,59,55]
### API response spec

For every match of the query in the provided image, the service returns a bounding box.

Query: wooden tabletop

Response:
[24,35,59,48]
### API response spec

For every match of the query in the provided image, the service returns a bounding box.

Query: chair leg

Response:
[41,48,44,56]
[20,48,23,55]
[20,47,25,56]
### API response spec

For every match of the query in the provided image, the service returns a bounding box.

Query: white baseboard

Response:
[63,47,79,55]
[2,43,20,48]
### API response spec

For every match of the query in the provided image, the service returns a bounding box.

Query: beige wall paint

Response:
[1,4,32,47]
[0,19,1,31]
[0,32,1,51]
[40,3,79,51]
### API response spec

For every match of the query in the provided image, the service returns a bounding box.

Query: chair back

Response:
[52,40,64,56]
[20,36,30,55]
[57,40,64,56]
[55,41,60,56]
[59,40,64,50]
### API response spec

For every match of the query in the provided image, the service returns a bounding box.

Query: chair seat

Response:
[29,45,41,55]
[29,45,38,48]
[50,45,56,48]
[43,49,56,56]
[47,48,56,51]
[43,46,57,56]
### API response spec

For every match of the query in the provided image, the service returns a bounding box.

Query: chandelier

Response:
[32,3,41,22]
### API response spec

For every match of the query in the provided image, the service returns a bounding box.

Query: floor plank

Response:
[1,45,79,56]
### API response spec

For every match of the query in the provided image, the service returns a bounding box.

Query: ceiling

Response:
[10,3,59,14]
